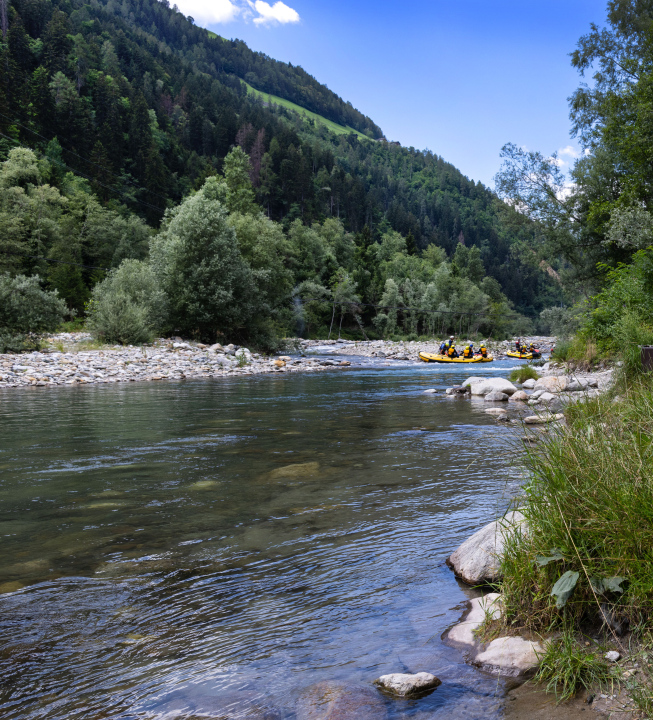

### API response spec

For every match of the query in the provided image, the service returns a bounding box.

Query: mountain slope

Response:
[0,0,559,314]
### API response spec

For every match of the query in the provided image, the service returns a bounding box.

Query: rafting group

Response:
[506,339,542,360]
[419,336,494,364]
[418,337,543,364]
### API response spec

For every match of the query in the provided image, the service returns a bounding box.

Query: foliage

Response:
[539,306,581,338]
[534,628,611,702]
[509,365,539,383]
[0,272,68,351]
[151,178,256,341]
[87,259,167,344]
[502,386,653,637]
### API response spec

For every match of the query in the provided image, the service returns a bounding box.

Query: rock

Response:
[447,512,526,585]
[524,413,565,425]
[462,376,489,388]
[278,355,291,361]
[423,388,438,394]
[473,636,545,677]
[451,385,470,394]
[445,593,503,646]
[296,681,387,720]
[509,391,529,402]
[339,360,351,366]
[538,392,556,403]
[566,379,589,392]
[485,391,508,402]
[268,462,319,480]
[530,389,544,400]
[469,378,518,397]
[521,379,536,389]
[485,408,507,417]
[534,376,567,393]
[605,651,621,663]
[374,672,441,698]
[208,343,223,352]
[273,360,286,367]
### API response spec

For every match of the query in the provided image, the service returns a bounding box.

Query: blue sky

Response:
[173,0,606,187]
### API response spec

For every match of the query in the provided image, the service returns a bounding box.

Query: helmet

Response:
[450,336,454,339]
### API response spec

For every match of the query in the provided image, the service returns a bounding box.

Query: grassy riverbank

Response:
[500,367,653,710]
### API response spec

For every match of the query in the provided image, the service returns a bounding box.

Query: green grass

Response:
[242,81,370,140]
[509,365,539,384]
[502,381,653,635]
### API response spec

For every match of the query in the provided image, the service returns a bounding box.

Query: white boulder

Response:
[485,408,507,417]
[469,378,518,397]
[521,379,536,389]
[462,376,489,388]
[485,391,508,402]
[473,636,545,677]
[509,391,529,402]
[446,593,503,646]
[447,512,525,585]
[524,413,565,425]
[374,672,441,697]
[534,376,567,393]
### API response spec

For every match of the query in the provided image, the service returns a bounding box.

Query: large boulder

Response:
[445,593,502,646]
[469,378,518,397]
[521,379,536,389]
[462,376,489,388]
[296,682,387,720]
[447,512,525,585]
[374,672,441,698]
[534,376,567,393]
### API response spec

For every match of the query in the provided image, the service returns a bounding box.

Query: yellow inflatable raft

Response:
[506,350,541,360]
[418,352,493,364]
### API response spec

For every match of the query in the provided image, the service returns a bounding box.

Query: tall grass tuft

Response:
[502,381,653,636]
[510,365,539,384]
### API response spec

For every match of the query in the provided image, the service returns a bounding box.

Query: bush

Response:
[0,273,68,351]
[509,365,539,383]
[87,260,167,345]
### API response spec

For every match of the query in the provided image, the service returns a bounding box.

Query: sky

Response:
[172,0,607,188]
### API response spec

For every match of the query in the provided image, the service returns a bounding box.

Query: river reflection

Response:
[0,362,522,719]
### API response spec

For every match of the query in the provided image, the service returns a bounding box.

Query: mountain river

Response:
[0,357,527,719]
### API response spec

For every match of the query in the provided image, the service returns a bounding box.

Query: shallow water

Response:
[0,361,524,720]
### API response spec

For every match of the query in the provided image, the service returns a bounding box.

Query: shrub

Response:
[509,365,539,383]
[87,260,167,345]
[0,273,68,351]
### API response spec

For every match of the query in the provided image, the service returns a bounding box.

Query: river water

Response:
[0,359,524,720]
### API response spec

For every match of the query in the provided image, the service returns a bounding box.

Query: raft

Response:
[418,352,493,364]
[506,350,541,360]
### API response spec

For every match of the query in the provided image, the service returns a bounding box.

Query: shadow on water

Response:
[0,362,523,719]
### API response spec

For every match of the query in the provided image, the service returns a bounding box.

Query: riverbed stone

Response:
[538,392,556,403]
[485,391,508,402]
[296,681,387,720]
[469,378,518,397]
[423,388,438,394]
[509,391,529,402]
[485,408,507,417]
[521,379,537,389]
[447,512,526,585]
[445,593,503,647]
[534,376,567,393]
[462,376,489,388]
[473,636,545,677]
[374,672,441,697]
[524,413,565,425]
[268,462,319,481]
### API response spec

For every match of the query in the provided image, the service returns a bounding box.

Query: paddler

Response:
[476,342,488,358]
[447,343,458,359]
[462,343,474,359]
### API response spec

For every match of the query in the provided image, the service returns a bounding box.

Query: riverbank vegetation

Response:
[493,1,653,706]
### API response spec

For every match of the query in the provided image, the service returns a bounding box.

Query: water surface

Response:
[0,362,523,720]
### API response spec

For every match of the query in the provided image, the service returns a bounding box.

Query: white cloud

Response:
[558,145,580,159]
[175,0,240,24]
[250,0,300,25]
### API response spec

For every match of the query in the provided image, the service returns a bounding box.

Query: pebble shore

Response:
[0,334,569,390]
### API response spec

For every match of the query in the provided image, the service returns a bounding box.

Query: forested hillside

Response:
[0,0,562,344]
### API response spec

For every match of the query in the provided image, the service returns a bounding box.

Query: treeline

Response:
[0,0,559,321]
[496,0,653,365]
[0,145,534,349]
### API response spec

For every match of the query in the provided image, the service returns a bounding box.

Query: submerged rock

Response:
[374,672,441,697]
[485,391,508,402]
[268,462,320,480]
[423,388,438,394]
[447,512,525,585]
[296,681,387,720]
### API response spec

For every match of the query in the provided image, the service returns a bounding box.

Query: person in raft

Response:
[447,343,459,358]
[476,342,488,358]
[462,344,474,358]
[515,339,523,354]
[529,342,539,355]
[440,335,455,355]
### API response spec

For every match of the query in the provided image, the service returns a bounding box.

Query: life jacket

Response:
[480,346,487,357]
[447,346,456,357]
[463,345,472,358]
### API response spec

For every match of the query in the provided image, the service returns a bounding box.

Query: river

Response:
[0,359,524,719]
